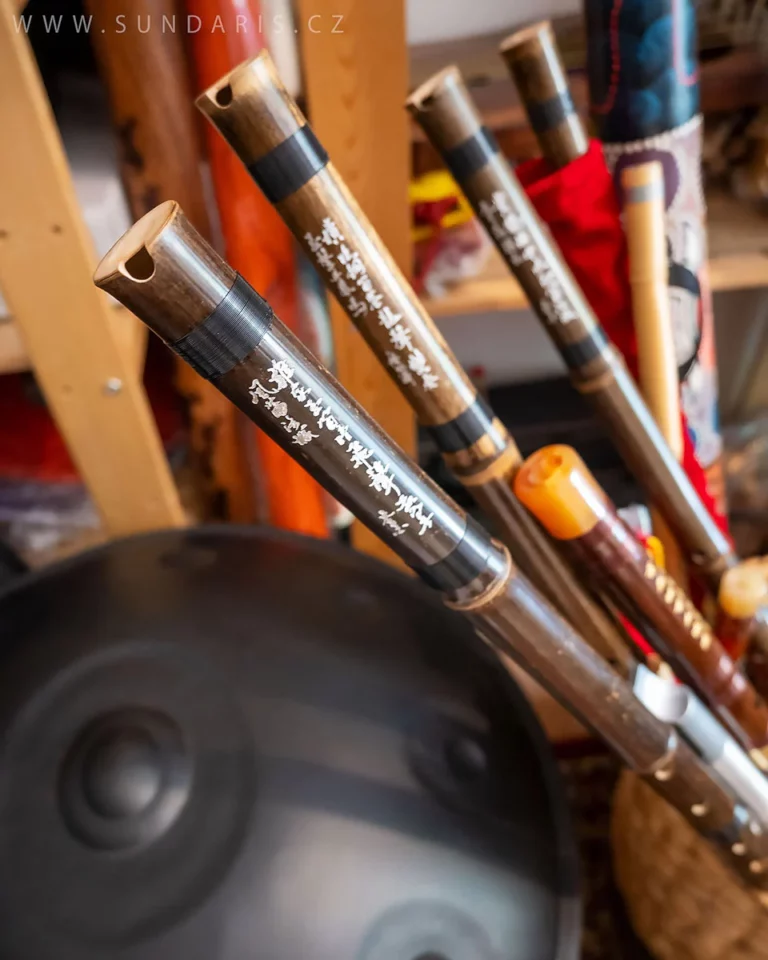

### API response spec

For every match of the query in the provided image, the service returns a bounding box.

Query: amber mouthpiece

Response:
[514,445,609,540]
[719,565,768,620]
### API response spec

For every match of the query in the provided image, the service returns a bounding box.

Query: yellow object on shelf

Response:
[409,170,474,242]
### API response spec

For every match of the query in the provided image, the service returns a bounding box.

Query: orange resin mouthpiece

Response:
[514,445,609,540]
[719,565,768,621]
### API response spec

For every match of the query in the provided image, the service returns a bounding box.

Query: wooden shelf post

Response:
[0,0,185,537]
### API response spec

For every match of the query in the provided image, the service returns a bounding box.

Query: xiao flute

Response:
[514,445,768,760]
[193,51,631,668]
[499,20,588,167]
[406,68,736,591]
[95,201,768,889]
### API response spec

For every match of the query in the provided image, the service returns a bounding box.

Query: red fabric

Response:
[517,140,638,375]
[517,140,729,539]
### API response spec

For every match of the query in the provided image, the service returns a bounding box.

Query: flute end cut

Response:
[499,20,554,55]
[94,201,179,289]
[195,49,273,117]
[406,66,462,113]
[514,445,606,541]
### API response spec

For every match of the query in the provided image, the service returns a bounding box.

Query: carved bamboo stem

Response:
[94,202,768,890]
[406,68,736,591]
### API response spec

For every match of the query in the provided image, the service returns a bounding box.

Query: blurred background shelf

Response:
[424,190,768,318]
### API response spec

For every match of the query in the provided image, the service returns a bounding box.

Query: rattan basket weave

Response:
[612,771,768,960]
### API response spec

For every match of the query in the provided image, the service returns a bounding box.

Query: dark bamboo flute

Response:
[514,445,768,764]
[406,68,736,592]
[499,20,588,168]
[191,51,630,668]
[95,202,768,887]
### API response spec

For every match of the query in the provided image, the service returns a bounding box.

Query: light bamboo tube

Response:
[622,161,688,588]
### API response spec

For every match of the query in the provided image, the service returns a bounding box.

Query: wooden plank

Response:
[0,0,185,535]
[0,303,147,378]
[298,0,415,564]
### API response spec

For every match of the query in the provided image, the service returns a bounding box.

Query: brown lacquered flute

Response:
[499,20,588,168]
[191,52,631,667]
[407,69,737,592]
[515,445,768,761]
[95,201,768,888]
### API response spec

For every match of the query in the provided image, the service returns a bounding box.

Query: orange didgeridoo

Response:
[515,445,768,755]
[185,0,328,536]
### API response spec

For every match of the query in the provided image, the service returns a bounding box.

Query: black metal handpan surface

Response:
[0,526,580,960]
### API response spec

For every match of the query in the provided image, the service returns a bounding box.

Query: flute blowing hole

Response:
[215,84,233,108]
[123,247,156,282]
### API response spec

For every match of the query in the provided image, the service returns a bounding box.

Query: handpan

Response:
[0,526,579,959]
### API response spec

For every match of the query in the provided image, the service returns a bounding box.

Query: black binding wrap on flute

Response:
[246,124,329,204]
[443,126,499,181]
[560,327,609,368]
[526,90,576,132]
[428,395,497,452]
[415,514,495,591]
[171,275,274,380]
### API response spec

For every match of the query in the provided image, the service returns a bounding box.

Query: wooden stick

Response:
[623,163,682,458]
[193,51,633,669]
[622,160,689,588]
[515,444,768,761]
[499,20,588,168]
[407,68,736,591]
[94,201,768,887]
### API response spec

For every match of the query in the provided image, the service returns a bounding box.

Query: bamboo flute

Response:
[191,51,631,669]
[406,69,736,592]
[499,21,588,168]
[514,445,768,762]
[501,30,687,588]
[622,160,689,588]
[95,201,768,890]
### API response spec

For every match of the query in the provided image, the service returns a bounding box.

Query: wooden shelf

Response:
[423,191,768,318]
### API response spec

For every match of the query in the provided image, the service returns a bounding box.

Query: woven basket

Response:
[612,771,768,959]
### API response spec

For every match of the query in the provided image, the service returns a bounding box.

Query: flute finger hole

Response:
[215,84,233,108]
[122,246,156,283]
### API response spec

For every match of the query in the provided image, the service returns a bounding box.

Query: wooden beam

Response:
[0,0,185,535]
[298,0,415,564]
[0,305,148,379]
[0,319,28,374]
